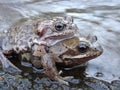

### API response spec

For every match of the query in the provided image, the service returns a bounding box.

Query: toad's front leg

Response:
[0,51,21,74]
[42,54,69,85]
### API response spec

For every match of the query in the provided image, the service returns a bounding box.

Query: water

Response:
[0,0,120,89]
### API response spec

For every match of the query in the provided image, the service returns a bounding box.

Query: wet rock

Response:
[95,72,104,77]
[84,77,111,90]
[110,80,120,90]
[0,73,32,90]
[0,70,120,90]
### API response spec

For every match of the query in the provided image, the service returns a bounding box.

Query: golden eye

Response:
[77,43,89,53]
[55,22,65,31]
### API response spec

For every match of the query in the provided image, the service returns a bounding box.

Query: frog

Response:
[0,16,78,74]
[31,36,103,85]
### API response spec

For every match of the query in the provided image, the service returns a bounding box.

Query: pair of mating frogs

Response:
[0,16,103,85]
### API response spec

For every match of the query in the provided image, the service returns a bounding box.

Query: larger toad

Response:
[0,16,78,73]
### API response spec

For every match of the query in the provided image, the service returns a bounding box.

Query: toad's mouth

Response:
[42,30,76,40]
[61,51,102,65]
[63,51,101,59]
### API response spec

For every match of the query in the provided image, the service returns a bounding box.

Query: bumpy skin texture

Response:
[32,36,103,85]
[0,16,78,74]
[2,16,78,53]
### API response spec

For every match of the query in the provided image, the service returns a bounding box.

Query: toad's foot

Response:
[55,76,69,85]
[42,54,69,85]
[0,51,21,74]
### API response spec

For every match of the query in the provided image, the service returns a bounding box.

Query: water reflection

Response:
[0,0,120,83]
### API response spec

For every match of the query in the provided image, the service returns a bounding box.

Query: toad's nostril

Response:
[95,45,103,52]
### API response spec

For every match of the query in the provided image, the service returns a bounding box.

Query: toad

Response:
[31,36,103,85]
[0,16,78,73]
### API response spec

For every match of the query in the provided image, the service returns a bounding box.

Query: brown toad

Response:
[0,16,78,73]
[31,36,103,85]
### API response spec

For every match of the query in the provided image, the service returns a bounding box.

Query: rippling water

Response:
[0,0,120,86]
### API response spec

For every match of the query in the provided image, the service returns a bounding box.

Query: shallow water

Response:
[0,0,120,89]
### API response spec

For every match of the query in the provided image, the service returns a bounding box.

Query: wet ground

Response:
[0,0,120,89]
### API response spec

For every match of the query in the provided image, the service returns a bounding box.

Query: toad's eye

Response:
[55,22,65,31]
[78,43,89,53]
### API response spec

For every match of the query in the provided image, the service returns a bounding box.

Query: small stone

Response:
[0,77,3,81]
[95,72,104,77]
